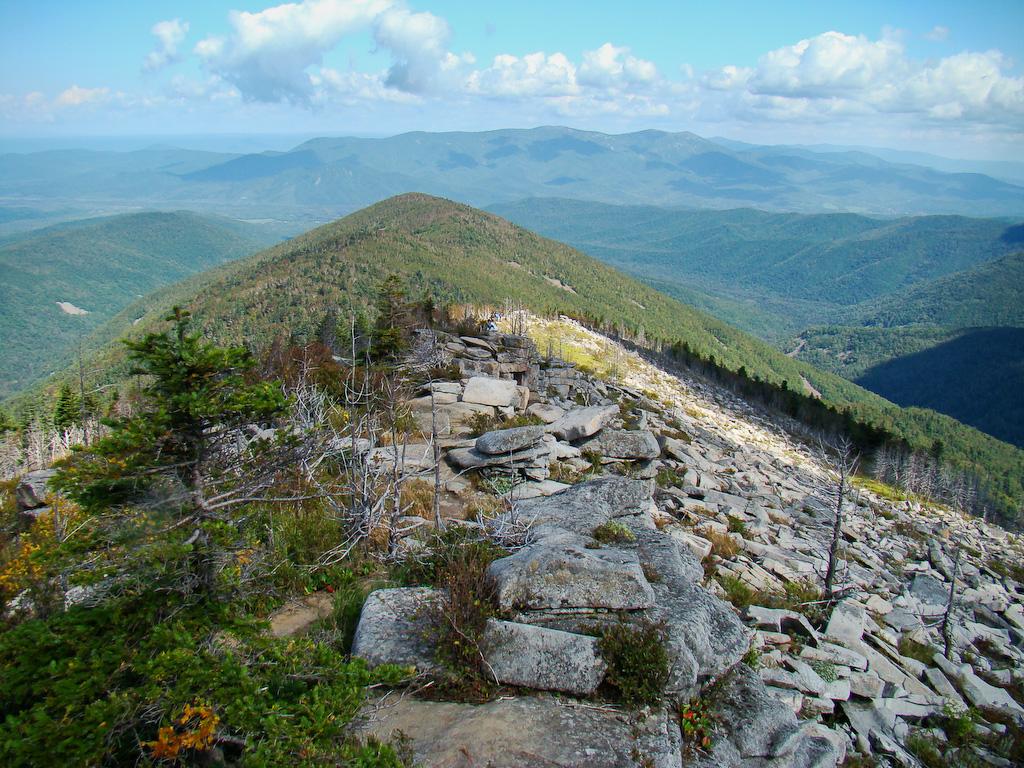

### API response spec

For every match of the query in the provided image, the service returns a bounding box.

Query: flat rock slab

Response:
[488,536,655,612]
[483,619,606,695]
[447,444,550,469]
[519,476,655,538]
[268,592,335,638]
[550,404,618,441]
[527,402,566,424]
[351,588,441,674]
[708,664,802,760]
[352,693,682,768]
[476,425,547,455]
[462,376,521,407]
[578,429,661,460]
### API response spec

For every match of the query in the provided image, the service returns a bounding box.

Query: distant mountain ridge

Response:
[0,211,278,399]
[1,127,1023,228]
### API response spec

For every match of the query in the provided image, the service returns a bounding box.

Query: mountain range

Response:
[2,127,1023,233]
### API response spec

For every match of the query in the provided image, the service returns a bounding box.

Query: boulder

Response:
[652,581,752,697]
[578,429,661,460]
[475,425,547,455]
[447,444,550,470]
[482,620,606,695]
[549,404,618,441]
[708,664,802,759]
[825,600,866,645]
[461,376,521,407]
[487,535,656,612]
[517,476,655,538]
[351,588,442,674]
[526,402,565,424]
[15,469,57,510]
[352,694,682,768]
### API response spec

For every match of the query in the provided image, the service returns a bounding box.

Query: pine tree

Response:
[371,274,413,362]
[53,384,81,432]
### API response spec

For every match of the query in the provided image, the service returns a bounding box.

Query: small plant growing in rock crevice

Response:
[899,635,936,666]
[678,696,717,754]
[596,619,670,708]
[592,520,637,545]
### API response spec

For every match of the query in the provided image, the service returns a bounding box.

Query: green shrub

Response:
[655,466,686,488]
[718,575,756,610]
[809,660,837,683]
[678,696,717,753]
[899,636,936,666]
[0,594,412,766]
[726,516,747,536]
[592,520,637,545]
[597,619,670,708]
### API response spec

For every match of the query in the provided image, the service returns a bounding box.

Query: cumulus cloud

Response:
[55,85,111,107]
[578,43,657,88]
[468,52,578,98]
[924,25,950,42]
[195,0,396,103]
[373,7,472,94]
[144,18,189,71]
[703,30,1024,128]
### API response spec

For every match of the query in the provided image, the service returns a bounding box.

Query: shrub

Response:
[592,520,637,545]
[899,636,936,666]
[655,466,686,488]
[597,620,670,708]
[741,646,762,669]
[466,412,544,438]
[678,696,717,753]
[705,530,739,559]
[810,660,837,683]
[426,533,501,698]
[718,574,755,610]
[726,516,747,536]
[400,478,435,519]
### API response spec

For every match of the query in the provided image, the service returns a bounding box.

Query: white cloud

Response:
[703,30,1024,129]
[55,85,111,107]
[373,7,468,93]
[144,18,189,71]
[578,43,657,89]
[196,0,396,102]
[468,52,578,98]
[924,25,950,42]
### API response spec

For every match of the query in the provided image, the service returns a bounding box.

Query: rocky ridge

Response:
[336,315,1024,767]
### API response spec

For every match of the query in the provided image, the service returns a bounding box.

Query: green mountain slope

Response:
[0,211,279,399]
[32,194,1024,521]
[489,197,1022,337]
[854,328,1024,447]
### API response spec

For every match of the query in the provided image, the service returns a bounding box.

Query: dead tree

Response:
[941,546,962,660]
[820,435,860,599]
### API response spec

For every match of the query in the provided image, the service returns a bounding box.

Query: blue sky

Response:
[2,1,1023,159]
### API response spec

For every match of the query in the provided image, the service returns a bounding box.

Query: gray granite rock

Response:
[475,425,547,455]
[483,619,606,695]
[351,587,441,674]
[579,429,661,460]
[549,404,618,441]
[461,376,521,407]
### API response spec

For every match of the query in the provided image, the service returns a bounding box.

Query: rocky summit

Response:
[336,316,1024,767]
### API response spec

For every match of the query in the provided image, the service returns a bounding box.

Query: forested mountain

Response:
[490,198,1022,338]
[27,194,1024,521]
[492,197,1024,446]
[0,211,278,399]
[2,127,1022,228]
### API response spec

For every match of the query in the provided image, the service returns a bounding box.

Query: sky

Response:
[1,0,1023,160]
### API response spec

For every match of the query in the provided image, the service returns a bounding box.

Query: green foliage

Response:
[0,211,276,401]
[0,594,411,766]
[592,520,637,545]
[466,411,545,438]
[596,619,670,708]
[899,636,937,666]
[52,383,81,431]
[718,575,756,610]
[726,516,747,535]
[56,307,286,512]
[678,696,717,753]
[655,466,686,488]
[372,274,414,362]
[809,660,838,684]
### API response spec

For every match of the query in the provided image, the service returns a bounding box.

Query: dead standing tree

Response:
[941,545,963,660]
[819,435,860,599]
